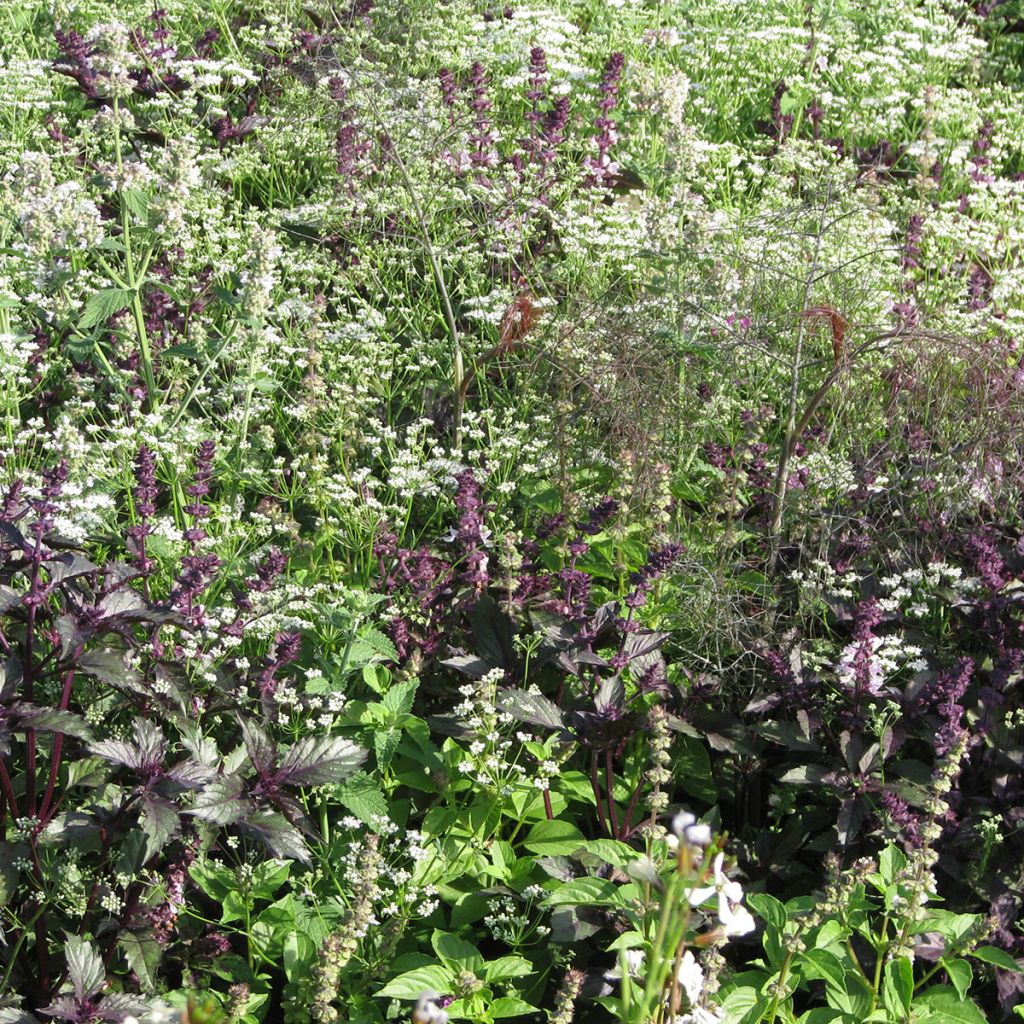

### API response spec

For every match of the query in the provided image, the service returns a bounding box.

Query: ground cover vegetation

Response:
[1,0,1024,1021]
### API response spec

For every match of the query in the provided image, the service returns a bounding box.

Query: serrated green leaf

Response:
[374,727,400,769]
[383,678,418,716]
[79,287,134,329]
[121,187,150,222]
[335,770,388,825]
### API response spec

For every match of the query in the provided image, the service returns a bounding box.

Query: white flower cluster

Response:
[453,668,522,794]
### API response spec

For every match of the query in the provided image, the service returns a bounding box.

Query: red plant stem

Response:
[35,916,49,993]
[543,788,553,820]
[590,752,607,835]
[25,603,37,816]
[604,747,620,838]
[38,667,76,824]
[619,773,647,839]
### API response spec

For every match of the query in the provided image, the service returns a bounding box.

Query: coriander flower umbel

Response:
[671,811,713,849]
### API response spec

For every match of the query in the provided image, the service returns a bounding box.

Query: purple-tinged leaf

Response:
[0,586,20,613]
[187,776,250,825]
[90,737,142,770]
[267,790,309,826]
[55,613,86,657]
[97,589,146,617]
[11,706,93,741]
[440,654,491,678]
[78,650,143,693]
[277,734,366,787]
[44,552,98,584]
[95,992,150,1021]
[0,1007,40,1023]
[139,794,179,860]
[858,742,882,775]
[116,931,162,997]
[0,656,22,701]
[38,996,79,1020]
[239,716,277,777]
[498,690,567,735]
[178,722,219,767]
[622,631,669,661]
[241,810,310,862]
[745,694,782,714]
[63,934,105,1000]
[837,797,866,845]
[595,675,624,712]
[97,590,187,627]
[131,718,167,767]
[165,759,217,788]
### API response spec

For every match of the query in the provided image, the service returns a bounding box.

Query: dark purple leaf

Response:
[837,797,866,845]
[0,657,21,701]
[622,631,669,662]
[44,552,97,584]
[468,595,516,669]
[595,674,624,712]
[130,718,167,767]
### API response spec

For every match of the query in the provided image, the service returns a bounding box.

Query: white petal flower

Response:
[676,950,705,1006]
[671,810,713,848]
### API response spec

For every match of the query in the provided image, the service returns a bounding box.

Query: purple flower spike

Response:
[584,52,625,186]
